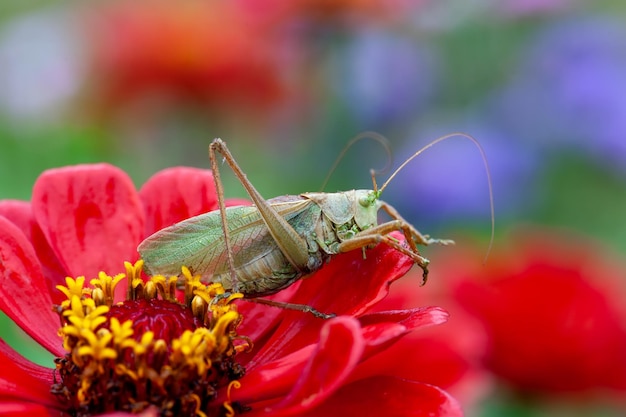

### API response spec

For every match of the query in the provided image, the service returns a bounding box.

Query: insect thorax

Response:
[301,189,380,255]
[307,208,365,256]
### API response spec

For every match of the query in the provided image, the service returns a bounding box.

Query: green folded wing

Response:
[138,197,317,278]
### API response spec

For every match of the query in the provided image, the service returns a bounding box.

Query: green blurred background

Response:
[1,0,626,416]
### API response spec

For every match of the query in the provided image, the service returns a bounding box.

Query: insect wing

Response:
[138,205,254,277]
[138,198,313,278]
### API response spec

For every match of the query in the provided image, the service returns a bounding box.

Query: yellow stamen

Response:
[124,260,144,281]
[90,271,125,306]
[56,276,89,301]
[65,304,109,331]
[76,329,116,362]
[190,393,208,417]
[132,331,155,356]
[224,380,242,417]
[109,318,135,349]
[148,274,178,301]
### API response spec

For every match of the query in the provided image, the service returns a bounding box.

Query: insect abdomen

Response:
[211,249,302,297]
[207,201,327,297]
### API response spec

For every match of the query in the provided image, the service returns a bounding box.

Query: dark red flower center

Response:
[107,298,203,343]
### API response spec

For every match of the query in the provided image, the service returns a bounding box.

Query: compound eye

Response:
[358,196,370,207]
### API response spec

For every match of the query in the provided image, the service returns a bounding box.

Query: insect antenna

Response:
[370,168,380,194]
[378,132,495,263]
[319,131,393,191]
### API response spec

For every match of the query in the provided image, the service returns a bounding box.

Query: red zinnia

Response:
[449,229,626,396]
[0,163,462,416]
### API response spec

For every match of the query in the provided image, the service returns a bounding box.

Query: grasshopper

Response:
[138,135,493,317]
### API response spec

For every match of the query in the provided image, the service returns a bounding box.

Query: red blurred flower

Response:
[0,163,462,416]
[448,229,626,397]
[81,0,298,118]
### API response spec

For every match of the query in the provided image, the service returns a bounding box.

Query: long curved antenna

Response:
[379,132,495,262]
[319,131,393,191]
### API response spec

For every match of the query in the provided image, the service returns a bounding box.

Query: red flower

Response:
[0,163,462,416]
[81,0,297,118]
[448,229,626,397]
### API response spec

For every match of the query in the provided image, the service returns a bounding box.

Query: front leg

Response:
[336,223,431,284]
[379,202,455,249]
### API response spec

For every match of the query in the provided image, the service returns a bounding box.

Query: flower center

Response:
[107,298,202,342]
[51,261,248,417]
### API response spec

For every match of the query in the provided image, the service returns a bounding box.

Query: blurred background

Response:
[1,0,626,416]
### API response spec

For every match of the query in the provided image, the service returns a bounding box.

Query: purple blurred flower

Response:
[491,16,626,173]
[331,29,440,128]
[385,121,538,228]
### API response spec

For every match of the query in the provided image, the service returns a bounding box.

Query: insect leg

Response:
[379,202,455,248]
[209,140,239,292]
[336,223,431,284]
[209,139,310,272]
[248,298,335,319]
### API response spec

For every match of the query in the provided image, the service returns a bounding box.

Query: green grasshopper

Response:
[138,135,493,317]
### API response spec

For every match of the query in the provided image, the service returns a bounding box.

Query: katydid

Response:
[137,135,493,317]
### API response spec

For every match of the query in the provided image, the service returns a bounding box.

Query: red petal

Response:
[0,340,59,410]
[234,317,364,413]
[352,309,450,383]
[138,167,217,236]
[0,339,54,385]
[354,305,491,406]
[249,242,414,366]
[100,410,159,417]
[29,222,69,303]
[358,321,409,358]
[359,306,449,329]
[0,217,64,355]
[0,201,67,301]
[336,308,448,370]
[0,402,60,416]
[235,283,303,363]
[0,201,32,238]
[295,239,415,317]
[298,376,463,417]
[32,164,145,279]
[268,317,364,415]
[235,320,411,403]
[227,345,314,403]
